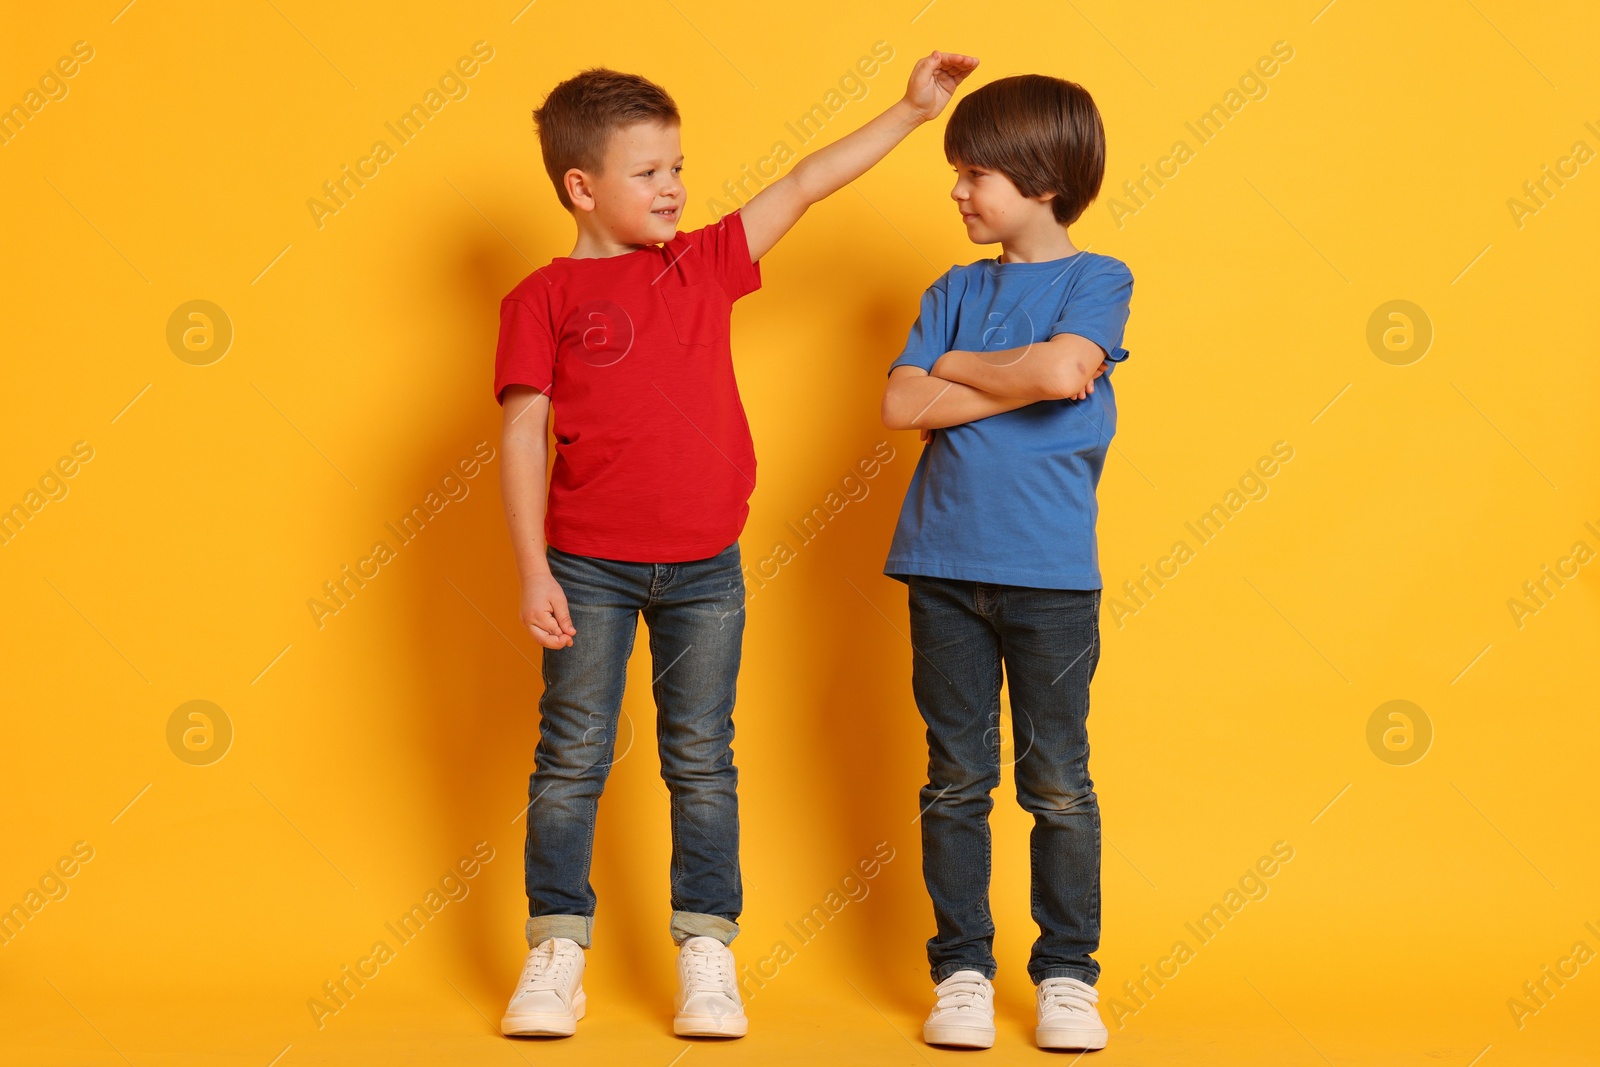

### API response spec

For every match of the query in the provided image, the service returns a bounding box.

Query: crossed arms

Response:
[881,332,1111,431]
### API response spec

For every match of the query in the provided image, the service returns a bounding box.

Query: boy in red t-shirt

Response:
[493,53,977,1040]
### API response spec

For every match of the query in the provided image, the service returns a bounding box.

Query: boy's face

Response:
[949,159,1055,246]
[572,120,685,245]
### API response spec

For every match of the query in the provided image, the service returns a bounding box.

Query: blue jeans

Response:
[907,576,1102,986]
[524,543,745,950]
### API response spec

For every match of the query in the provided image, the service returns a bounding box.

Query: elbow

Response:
[1036,354,1095,400]
[786,161,824,205]
[1037,374,1086,401]
[773,170,819,214]
[881,388,915,431]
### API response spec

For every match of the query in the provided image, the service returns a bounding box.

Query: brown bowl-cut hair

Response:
[533,68,679,211]
[944,74,1105,226]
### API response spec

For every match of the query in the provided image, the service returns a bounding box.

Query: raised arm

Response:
[931,333,1109,402]
[882,364,1036,430]
[741,51,978,263]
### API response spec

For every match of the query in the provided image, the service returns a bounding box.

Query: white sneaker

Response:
[1036,976,1108,1050]
[500,936,586,1036]
[923,970,996,1049]
[673,936,747,1037]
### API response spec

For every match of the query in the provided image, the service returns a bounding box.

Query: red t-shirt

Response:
[494,210,763,562]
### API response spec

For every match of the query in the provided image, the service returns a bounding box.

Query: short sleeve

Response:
[494,293,556,404]
[1049,258,1134,363]
[678,209,762,302]
[889,273,955,374]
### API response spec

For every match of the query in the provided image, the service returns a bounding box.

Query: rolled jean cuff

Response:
[670,910,739,946]
[527,914,593,949]
[1033,966,1098,985]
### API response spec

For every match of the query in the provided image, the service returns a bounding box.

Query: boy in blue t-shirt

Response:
[880,74,1133,1053]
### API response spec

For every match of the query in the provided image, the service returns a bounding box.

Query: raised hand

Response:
[903,50,980,122]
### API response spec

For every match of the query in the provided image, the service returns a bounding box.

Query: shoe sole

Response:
[501,991,586,1037]
[924,1023,996,1049]
[673,1012,748,1038]
[1036,1025,1108,1051]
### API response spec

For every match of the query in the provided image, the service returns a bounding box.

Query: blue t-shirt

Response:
[883,251,1134,590]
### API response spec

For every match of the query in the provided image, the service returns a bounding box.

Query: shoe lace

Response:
[934,976,990,1011]
[519,940,577,995]
[682,943,735,995]
[1039,979,1097,1015]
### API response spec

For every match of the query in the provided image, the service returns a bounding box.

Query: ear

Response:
[565,168,595,212]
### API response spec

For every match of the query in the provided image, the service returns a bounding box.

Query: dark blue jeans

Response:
[907,576,1102,986]
[524,543,745,950]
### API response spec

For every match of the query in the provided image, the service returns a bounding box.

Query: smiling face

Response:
[949,159,1058,247]
[570,120,685,247]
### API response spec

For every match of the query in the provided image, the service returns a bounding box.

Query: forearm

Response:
[500,406,552,580]
[742,100,925,261]
[790,99,925,203]
[741,52,975,261]
[933,336,1103,400]
[883,374,1034,430]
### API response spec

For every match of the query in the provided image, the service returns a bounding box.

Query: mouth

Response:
[652,206,680,221]
[959,211,979,222]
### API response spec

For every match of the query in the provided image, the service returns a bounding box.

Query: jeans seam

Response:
[577,603,638,918]
[649,619,683,912]
[598,620,641,915]
[1091,801,1102,945]
[983,640,999,958]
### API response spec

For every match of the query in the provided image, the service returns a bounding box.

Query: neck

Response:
[997,222,1078,264]
[568,216,653,260]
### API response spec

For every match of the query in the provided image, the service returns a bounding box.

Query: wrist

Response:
[893,96,932,126]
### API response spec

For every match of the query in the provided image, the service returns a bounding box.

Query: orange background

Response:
[2,1,1597,1064]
